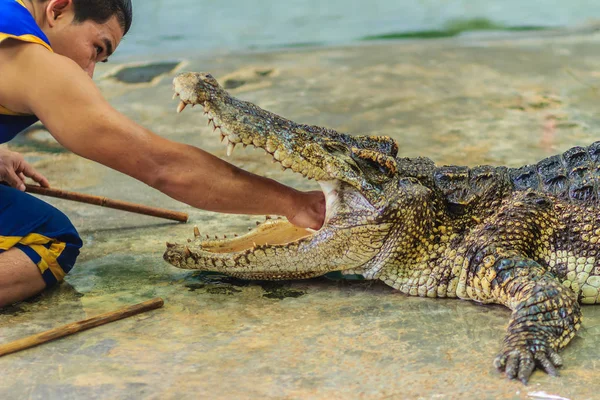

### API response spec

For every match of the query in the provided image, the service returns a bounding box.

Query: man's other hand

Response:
[0,148,50,191]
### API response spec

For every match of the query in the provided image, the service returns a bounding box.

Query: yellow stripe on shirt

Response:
[0,32,53,53]
[0,104,28,116]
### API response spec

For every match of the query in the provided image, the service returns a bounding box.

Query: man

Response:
[0,0,325,307]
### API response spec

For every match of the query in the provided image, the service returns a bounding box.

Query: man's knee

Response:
[0,248,46,307]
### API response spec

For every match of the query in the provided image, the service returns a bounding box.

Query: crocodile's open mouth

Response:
[164,72,388,273]
[168,73,354,251]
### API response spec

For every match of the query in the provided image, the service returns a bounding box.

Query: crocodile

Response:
[163,71,600,384]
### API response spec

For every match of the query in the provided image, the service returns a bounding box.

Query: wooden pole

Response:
[25,184,188,223]
[0,298,164,358]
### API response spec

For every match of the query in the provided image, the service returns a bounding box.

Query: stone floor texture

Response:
[3,31,600,399]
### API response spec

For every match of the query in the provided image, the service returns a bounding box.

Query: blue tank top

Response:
[0,0,53,143]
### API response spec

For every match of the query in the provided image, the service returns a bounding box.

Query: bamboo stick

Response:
[0,298,164,358]
[25,184,188,223]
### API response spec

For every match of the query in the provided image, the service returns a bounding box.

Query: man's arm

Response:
[0,42,324,228]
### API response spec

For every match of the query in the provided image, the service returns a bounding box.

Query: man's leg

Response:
[0,185,82,308]
[0,247,46,307]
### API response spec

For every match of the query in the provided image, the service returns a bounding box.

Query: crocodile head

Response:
[163,72,419,279]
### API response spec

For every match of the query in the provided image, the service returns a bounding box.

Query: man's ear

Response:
[45,0,75,27]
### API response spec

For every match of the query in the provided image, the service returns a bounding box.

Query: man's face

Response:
[44,14,124,77]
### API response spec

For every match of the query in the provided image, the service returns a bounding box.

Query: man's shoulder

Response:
[0,0,51,50]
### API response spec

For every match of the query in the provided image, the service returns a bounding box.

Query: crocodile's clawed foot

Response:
[494,345,563,384]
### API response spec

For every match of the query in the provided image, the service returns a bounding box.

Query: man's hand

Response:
[0,148,49,191]
[287,190,326,230]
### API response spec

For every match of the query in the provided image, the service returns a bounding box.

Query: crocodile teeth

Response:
[227,142,236,157]
[177,101,187,113]
[172,93,179,100]
[193,226,200,237]
[220,133,226,142]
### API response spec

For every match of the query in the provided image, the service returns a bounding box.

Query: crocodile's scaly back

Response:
[410,142,600,215]
[509,142,600,202]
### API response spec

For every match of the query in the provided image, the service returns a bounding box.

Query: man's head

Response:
[34,0,133,77]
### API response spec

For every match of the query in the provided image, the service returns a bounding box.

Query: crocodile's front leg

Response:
[457,191,582,383]
[490,257,579,383]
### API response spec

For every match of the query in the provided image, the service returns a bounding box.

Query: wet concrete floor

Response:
[3,31,600,399]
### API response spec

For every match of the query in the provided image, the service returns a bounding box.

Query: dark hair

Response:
[71,0,133,35]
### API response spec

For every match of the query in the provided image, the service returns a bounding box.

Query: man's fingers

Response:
[2,169,26,191]
[18,163,50,188]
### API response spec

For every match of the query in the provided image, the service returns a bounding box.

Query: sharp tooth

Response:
[213,125,218,132]
[184,246,191,257]
[227,142,236,156]
[207,119,212,126]
[172,93,179,100]
[220,133,226,142]
[193,226,200,237]
[177,101,187,113]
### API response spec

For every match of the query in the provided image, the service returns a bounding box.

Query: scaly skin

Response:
[164,72,600,384]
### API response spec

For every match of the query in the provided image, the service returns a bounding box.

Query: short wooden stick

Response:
[25,184,188,223]
[0,297,164,358]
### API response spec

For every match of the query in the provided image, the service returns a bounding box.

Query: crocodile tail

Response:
[508,141,600,202]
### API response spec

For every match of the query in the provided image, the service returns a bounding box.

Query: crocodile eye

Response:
[322,142,348,154]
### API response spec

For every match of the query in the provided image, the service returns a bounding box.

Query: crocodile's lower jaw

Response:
[171,179,343,258]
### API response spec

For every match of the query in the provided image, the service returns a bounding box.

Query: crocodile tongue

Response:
[198,219,312,254]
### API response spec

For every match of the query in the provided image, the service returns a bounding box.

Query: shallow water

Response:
[119,0,600,58]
